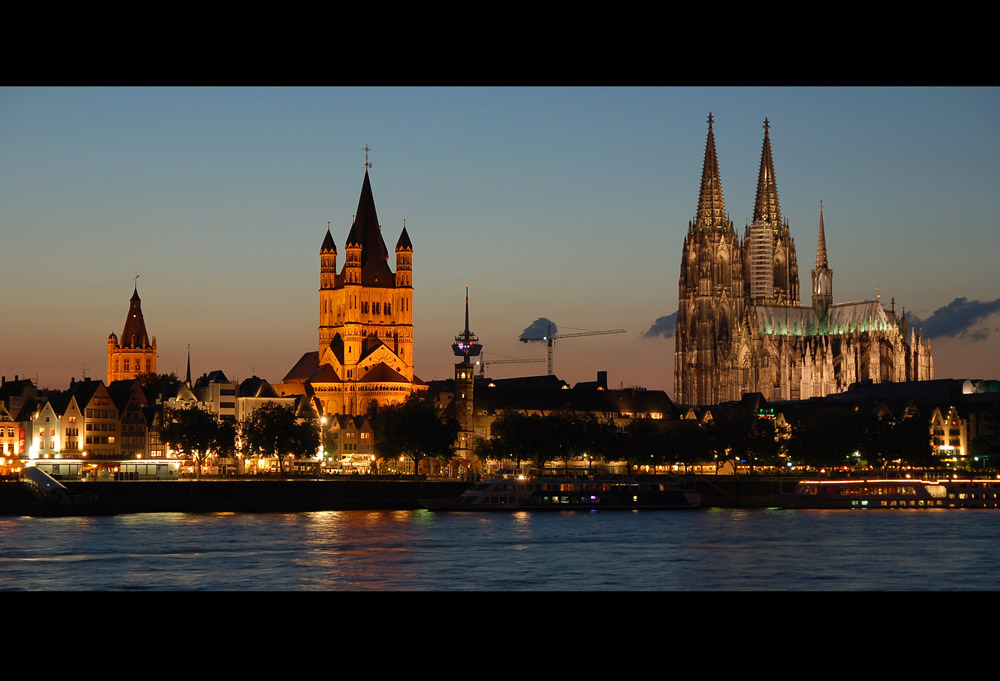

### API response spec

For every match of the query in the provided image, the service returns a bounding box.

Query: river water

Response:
[2,508,998,590]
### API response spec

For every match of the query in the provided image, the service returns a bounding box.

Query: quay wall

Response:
[0,479,471,515]
[2,475,800,515]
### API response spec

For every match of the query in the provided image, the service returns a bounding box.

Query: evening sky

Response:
[2,87,997,395]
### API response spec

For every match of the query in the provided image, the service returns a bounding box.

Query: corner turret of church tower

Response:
[395,221,412,288]
[343,217,362,286]
[320,222,337,290]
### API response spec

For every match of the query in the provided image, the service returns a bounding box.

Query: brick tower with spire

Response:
[107,281,157,383]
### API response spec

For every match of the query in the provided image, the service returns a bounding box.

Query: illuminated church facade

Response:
[282,165,424,416]
[675,116,933,406]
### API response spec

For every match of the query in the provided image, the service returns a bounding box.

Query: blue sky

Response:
[2,87,998,395]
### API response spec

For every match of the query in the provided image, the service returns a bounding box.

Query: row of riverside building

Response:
[0,370,382,478]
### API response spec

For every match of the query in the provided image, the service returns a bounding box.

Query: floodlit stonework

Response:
[675,116,933,405]
[283,166,424,416]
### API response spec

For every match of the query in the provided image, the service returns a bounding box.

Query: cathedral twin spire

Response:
[693,113,731,233]
[695,115,789,236]
[752,118,783,232]
[694,114,782,235]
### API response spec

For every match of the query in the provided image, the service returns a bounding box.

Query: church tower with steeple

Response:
[107,282,157,383]
[284,151,423,416]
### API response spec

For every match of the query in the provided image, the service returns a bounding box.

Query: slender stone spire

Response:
[185,345,192,386]
[815,200,828,268]
[694,113,729,233]
[753,118,782,232]
[811,201,833,322]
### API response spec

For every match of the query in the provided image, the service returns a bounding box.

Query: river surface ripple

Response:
[2,508,998,590]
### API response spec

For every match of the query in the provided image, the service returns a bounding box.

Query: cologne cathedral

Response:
[674,115,933,406]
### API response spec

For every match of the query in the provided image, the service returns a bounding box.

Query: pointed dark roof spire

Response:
[395,219,412,252]
[753,117,783,232]
[185,345,192,386]
[816,201,828,268]
[321,221,336,253]
[348,169,394,285]
[121,283,151,349]
[694,113,729,233]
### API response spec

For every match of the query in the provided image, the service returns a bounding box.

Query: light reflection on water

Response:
[2,509,999,590]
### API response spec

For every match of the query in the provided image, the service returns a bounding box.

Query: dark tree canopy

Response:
[243,402,319,474]
[161,406,232,478]
[374,394,459,475]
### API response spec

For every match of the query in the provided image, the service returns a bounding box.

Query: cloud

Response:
[520,317,558,340]
[643,312,677,338]
[907,297,1000,340]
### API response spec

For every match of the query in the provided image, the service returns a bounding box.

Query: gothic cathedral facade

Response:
[675,115,933,406]
[283,167,423,416]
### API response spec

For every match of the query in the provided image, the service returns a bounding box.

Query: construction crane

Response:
[518,324,626,375]
[476,353,546,377]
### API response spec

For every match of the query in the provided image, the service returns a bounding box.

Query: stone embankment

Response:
[1,475,801,515]
[0,478,470,515]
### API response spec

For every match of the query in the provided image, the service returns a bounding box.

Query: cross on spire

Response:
[363,145,372,170]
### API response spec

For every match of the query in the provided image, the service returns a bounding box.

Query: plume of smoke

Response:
[520,318,558,340]
[907,297,1000,340]
[643,312,677,339]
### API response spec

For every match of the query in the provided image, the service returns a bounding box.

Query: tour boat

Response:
[426,473,701,511]
[779,478,1000,509]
